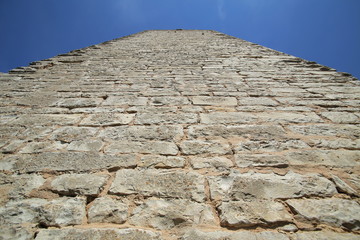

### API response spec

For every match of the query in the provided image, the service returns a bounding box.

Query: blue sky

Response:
[1,0,359,79]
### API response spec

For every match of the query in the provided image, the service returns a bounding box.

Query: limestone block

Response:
[320,112,359,123]
[208,171,337,201]
[288,124,360,138]
[286,198,360,230]
[330,174,358,196]
[109,169,205,202]
[79,113,134,126]
[35,228,161,240]
[180,140,232,155]
[234,139,309,152]
[2,152,137,172]
[255,112,323,123]
[105,141,178,155]
[189,156,233,169]
[218,200,292,228]
[50,173,109,196]
[235,154,288,168]
[200,112,257,124]
[238,97,279,106]
[0,197,86,227]
[51,126,98,143]
[307,138,360,150]
[135,113,198,124]
[67,139,104,152]
[88,197,128,224]
[99,125,183,141]
[127,106,177,113]
[52,98,102,109]
[285,150,360,167]
[188,124,287,139]
[11,114,82,126]
[293,231,360,240]
[139,155,185,168]
[0,225,35,240]
[103,96,148,106]
[191,96,237,106]
[19,141,64,153]
[128,198,216,229]
[181,229,290,240]
[149,96,190,105]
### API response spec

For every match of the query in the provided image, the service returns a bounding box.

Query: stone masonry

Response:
[0,30,359,239]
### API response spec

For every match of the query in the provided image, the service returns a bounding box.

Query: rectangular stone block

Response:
[180,140,232,155]
[235,154,288,168]
[135,113,198,124]
[191,96,237,106]
[79,113,134,126]
[139,155,185,168]
[11,114,82,126]
[105,141,178,155]
[288,124,360,138]
[200,112,257,124]
[102,96,148,106]
[255,112,323,123]
[109,169,205,202]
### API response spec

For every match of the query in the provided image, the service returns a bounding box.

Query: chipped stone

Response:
[88,197,128,224]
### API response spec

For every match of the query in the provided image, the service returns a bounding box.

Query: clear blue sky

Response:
[1,0,359,79]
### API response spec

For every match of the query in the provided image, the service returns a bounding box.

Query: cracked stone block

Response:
[128,198,216,230]
[218,200,292,228]
[320,112,359,123]
[139,155,185,168]
[51,126,98,143]
[135,113,198,124]
[293,231,360,240]
[102,96,148,106]
[181,229,290,240]
[35,228,162,240]
[180,140,232,155]
[189,156,233,169]
[200,112,257,124]
[99,125,184,141]
[234,139,309,152]
[50,173,109,196]
[288,124,360,138]
[52,98,102,109]
[285,150,360,167]
[208,171,337,201]
[286,198,360,230]
[105,140,178,155]
[150,96,190,105]
[88,197,128,224]
[109,169,205,202]
[330,174,358,196]
[188,124,287,139]
[67,139,104,152]
[191,96,237,106]
[2,152,137,172]
[0,197,86,227]
[235,154,288,168]
[79,113,134,126]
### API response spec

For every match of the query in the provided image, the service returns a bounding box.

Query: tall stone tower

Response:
[0,30,359,239]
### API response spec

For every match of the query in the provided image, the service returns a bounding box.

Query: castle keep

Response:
[0,30,359,239]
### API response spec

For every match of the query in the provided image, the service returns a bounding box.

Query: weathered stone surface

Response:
[238,97,279,106]
[35,228,162,240]
[209,171,337,201]
[135,113,198,124]
[255,112,323,123]
[139,155,185,168]
[285,150,360,167]
[128,198,216,229]
[79,113,134,126]
[109,169,205,202]
[219,200,292,228]
[150,96,190,105]
[180,140,232,155]
[181,229,290,240]
[1,152,137,172]
[88,197,128,224]
[192,96,237,106]
[188,124,287,139]
[286,198,360,230]
[103,96,148,106]
[288,124,360,138]
[200,112,257,124]
[0,197,86,227]
[52,98,102,109]
[235,154,288,168]
[234,139,309,152]
[105,141,178,155]
[307,138,360,149]
[66,139,103,152]
[189,156,233,169]
[99,125,183,141]
[11,114,82,126]
[0,225,35,240]
[331,174,358,196]
[293,231,360,240]
[320,112,359,123]
[51,126,98,143]
[50,173,109,196]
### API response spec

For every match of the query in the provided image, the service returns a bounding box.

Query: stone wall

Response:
[0,30,359,239]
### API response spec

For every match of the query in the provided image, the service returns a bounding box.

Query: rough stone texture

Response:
[286,198,360,230]
[1,30,359,238]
